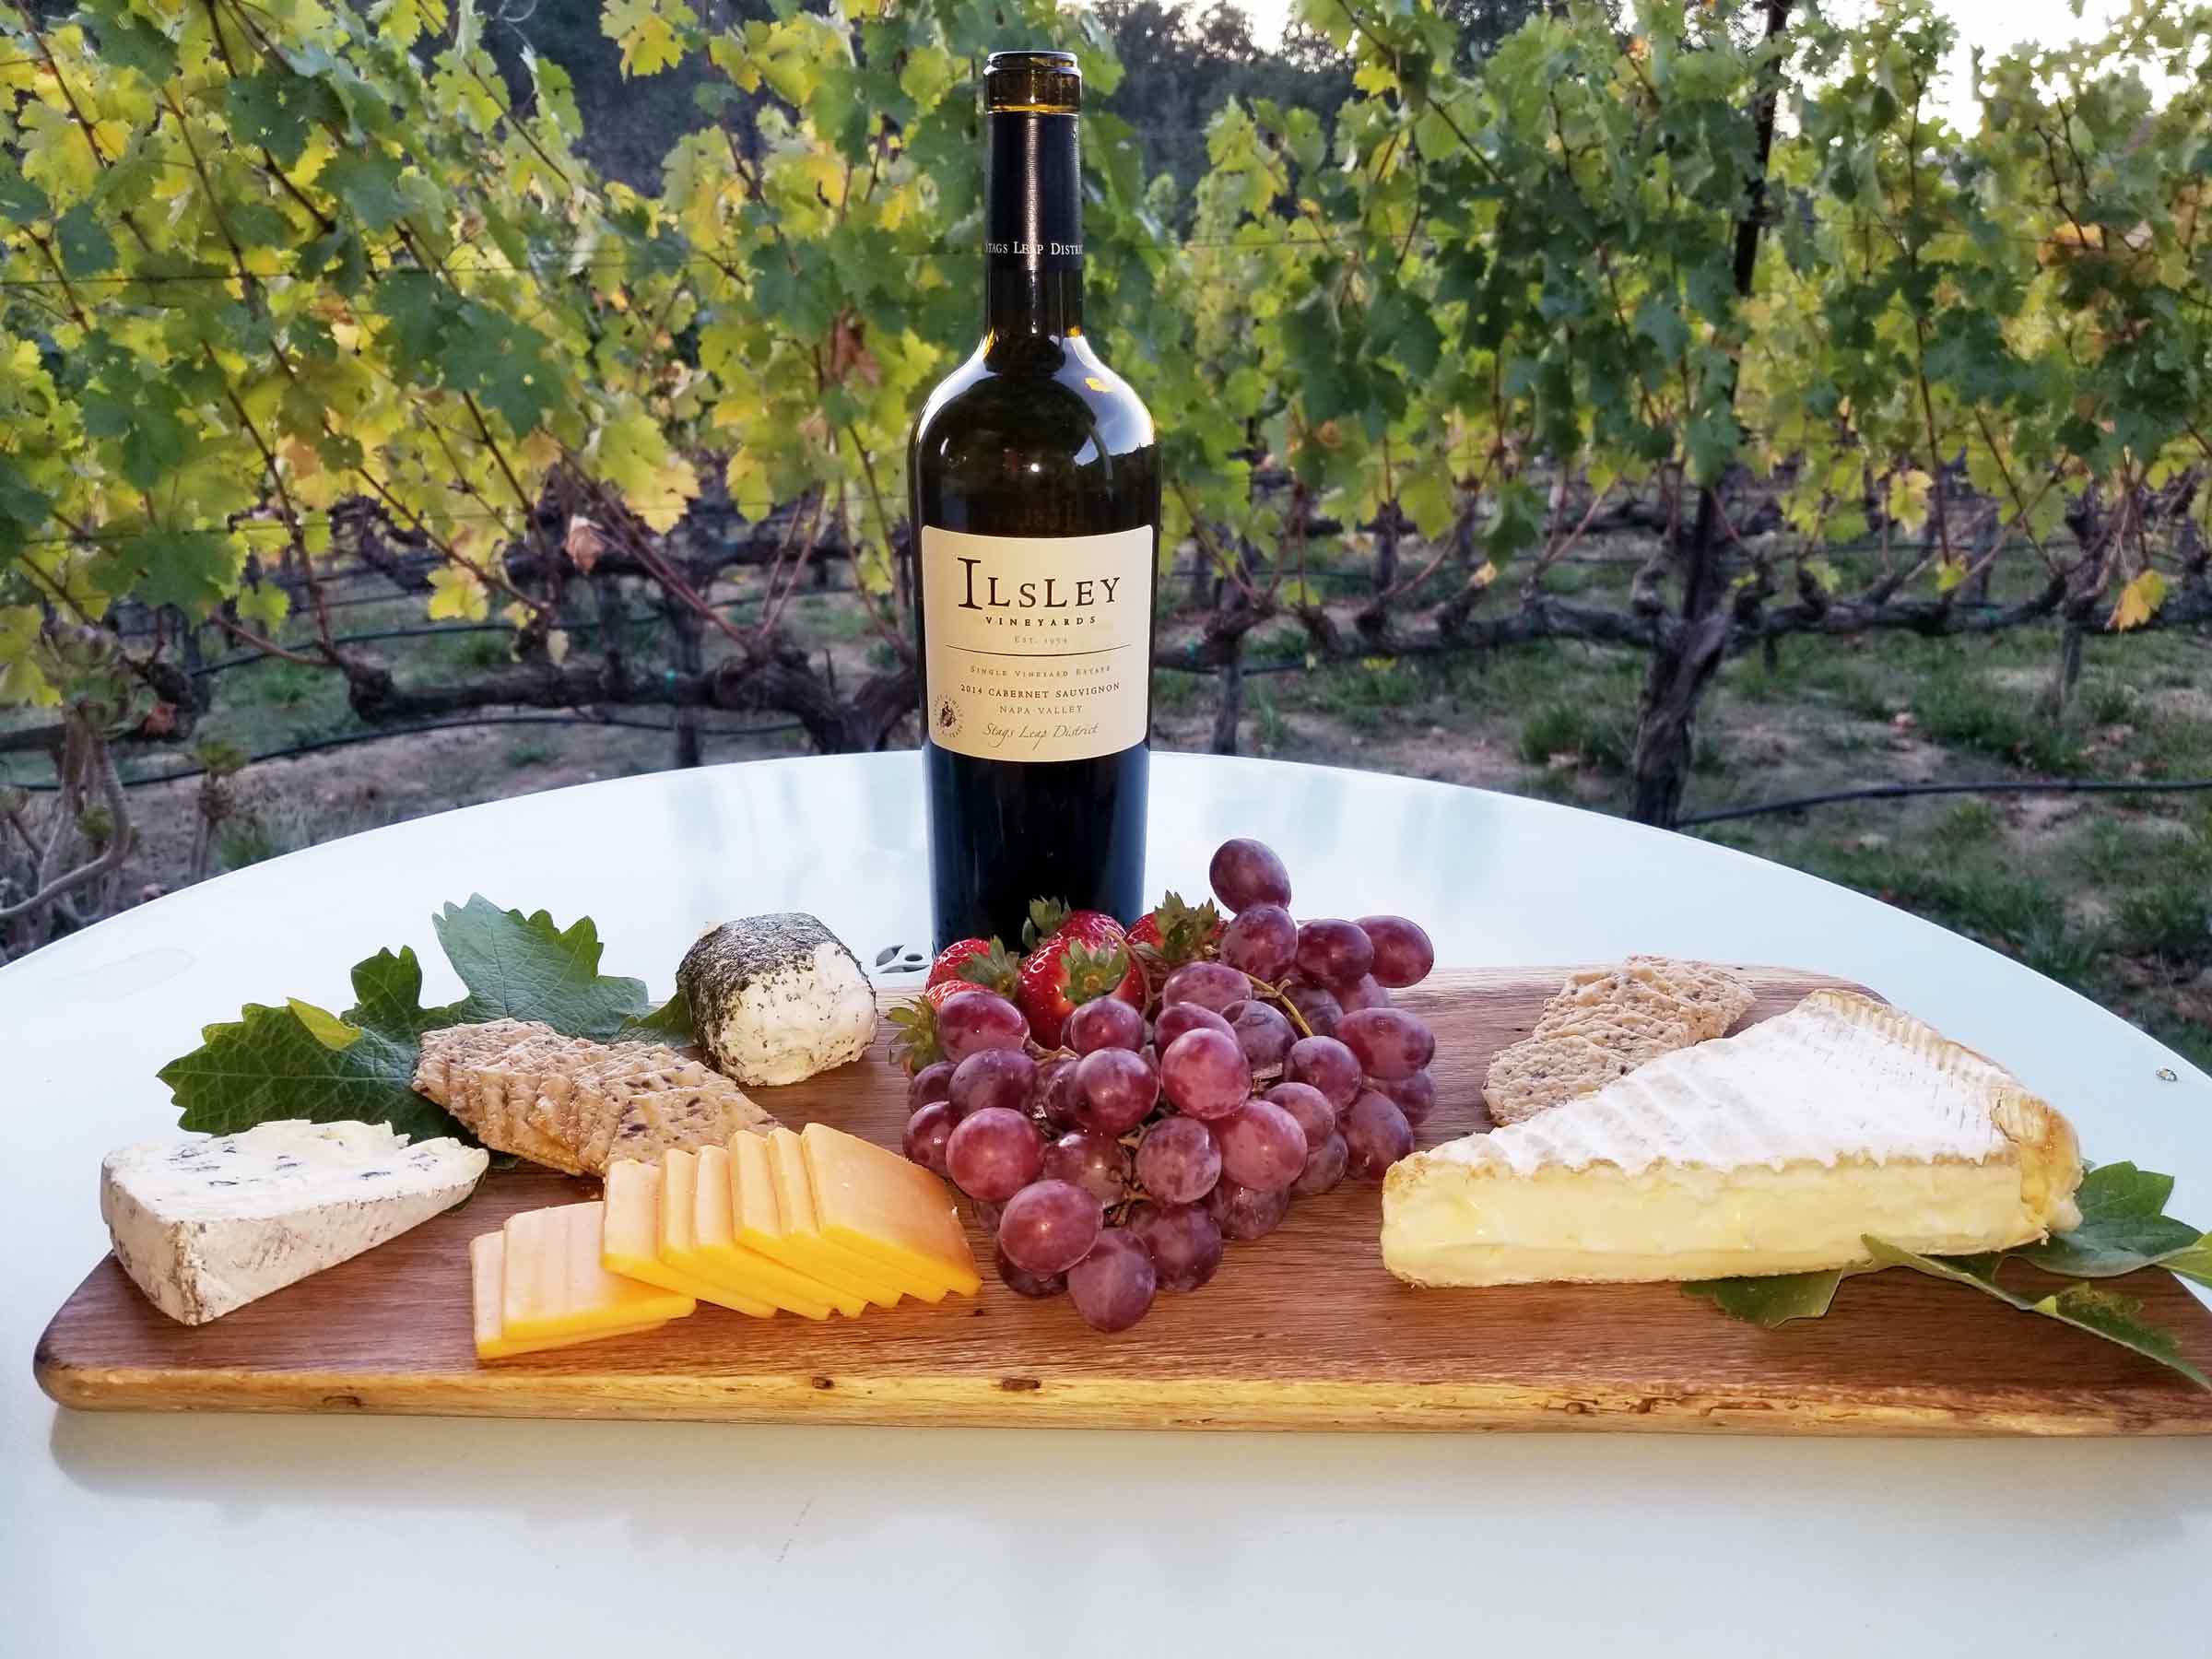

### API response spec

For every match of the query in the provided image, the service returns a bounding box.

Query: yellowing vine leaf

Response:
[426,564,490,622]
[1885,468,1933,535]
[2110,569,2168,632]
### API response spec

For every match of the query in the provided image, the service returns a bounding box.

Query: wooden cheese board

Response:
[36,965,2212,1435]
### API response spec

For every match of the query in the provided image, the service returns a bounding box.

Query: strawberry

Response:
[1127,890,1225,980]
[887,979,971,1073]
[1015,900,1145,1048]
[927,935,1018,996]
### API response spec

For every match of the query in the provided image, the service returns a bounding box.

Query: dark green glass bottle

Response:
[909,50,1161,950]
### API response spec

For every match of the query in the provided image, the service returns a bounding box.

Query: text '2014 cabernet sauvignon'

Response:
[910,50,1161,951]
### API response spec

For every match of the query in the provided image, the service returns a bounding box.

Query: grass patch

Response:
[505,737,556,769]
[2116,883,2212,971]
[1251,687,1288,755]
[1519,701,1630,771]
[1791,842,2105,990]
[1151,668,1206,714]
[1911,666,2084,773]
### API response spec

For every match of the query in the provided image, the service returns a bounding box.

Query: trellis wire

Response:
[0,712,807,793]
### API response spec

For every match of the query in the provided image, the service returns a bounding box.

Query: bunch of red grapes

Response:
[899,838,1437,1333]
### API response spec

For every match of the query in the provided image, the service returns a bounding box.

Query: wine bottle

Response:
[910,49,1161,951]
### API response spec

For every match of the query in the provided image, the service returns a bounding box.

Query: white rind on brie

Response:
[1382,991,2083,1288]
[101,1121,488,1324]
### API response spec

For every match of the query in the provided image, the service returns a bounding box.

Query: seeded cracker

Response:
[1483,958,1756,1126]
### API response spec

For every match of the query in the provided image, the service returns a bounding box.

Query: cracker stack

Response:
[414,1019,776,1176]
[1482,957,1756,1126]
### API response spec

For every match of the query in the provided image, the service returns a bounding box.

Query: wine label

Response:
[920,524,1152,764]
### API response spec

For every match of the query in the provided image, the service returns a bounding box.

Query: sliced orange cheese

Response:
[502,1201,695,1342]
[473,1226,676,1359]
[802,1123,980,1299]
[602,1159,775,1318]
[688,1144,861,1319]
[732,1129,906,1308]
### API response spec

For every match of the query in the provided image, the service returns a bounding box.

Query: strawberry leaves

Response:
[1022,897,1072,953]
[953,938,1021,996]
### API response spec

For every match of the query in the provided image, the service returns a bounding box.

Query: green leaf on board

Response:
[2014,1162,2204,1277]
[161,901,677,1143]
[162,949,464,1145]
[618,989,696,1044]
[432,894,657,1040]
[1863,1237,2210,1393]
[1681,1268,1853,1327]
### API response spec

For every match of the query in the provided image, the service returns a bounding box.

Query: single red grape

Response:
[945,1105,1043,1202]
[1357,914,1435,989]
[1066,994,1145,1055]
[1295,919,1374,985]
[1218,902,1297,982]
[1338,1006,1435,1081]
[1206,1177,1290,1241]
[1285,1035,1361,1108]
[1373,1069,1435,1126]
[902,1101,956,1175]
[1344,1090,1415,1177]
[948,1045,1037,1119]
[1213,1099,1308,1194]
[1158,1027,1251,1121]
[1159,960,1253,1013]
[1208,838,1292,913]
[936,988,1029,1063]
[1066,1229,1157,1332]
[1154,1002,1233,1051]
[997,1179,1104,1277]
[1072,1046,1159,1135]
[1128,1202,1226,1292]
[1041,1127,1131,1206]
[1134,1113,1222,1205]
[1224,997,1294,1070]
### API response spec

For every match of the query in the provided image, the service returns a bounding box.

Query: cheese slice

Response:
[802,1124,980,1299]
[689,1145,862,1319]
[472,1231,671,1359]
[601,1159,775,1318]
[502,1202,696,1340]
[730,1130,906,1307]
[1382,991,2084,1287]
[101,1120,488,1324]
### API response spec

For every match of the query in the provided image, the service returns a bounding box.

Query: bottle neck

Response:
[983,109,1083,343]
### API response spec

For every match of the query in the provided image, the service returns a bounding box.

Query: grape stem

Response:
[1243,975,1314,1040]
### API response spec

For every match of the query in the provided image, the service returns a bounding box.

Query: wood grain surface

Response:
[36,966,2212,1434]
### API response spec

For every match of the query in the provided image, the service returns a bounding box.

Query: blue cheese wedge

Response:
[677,912,878,1087]
[100,1121,488,1324]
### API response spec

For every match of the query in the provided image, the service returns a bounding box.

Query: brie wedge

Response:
[101,1120,488,1324]
[1382,991,2082,1288]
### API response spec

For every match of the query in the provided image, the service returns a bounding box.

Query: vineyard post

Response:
[1628,0,1794,829]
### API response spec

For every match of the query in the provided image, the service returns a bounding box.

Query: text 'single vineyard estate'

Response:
[910,49,1162,949]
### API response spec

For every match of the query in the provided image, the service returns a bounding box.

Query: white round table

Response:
[7,752,2208,1656]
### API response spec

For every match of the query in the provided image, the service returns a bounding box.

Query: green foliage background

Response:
[1,0,2206,764]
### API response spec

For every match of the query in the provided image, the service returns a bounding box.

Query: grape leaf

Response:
[431,895,656,1040]
[161,947,465,1145]
[1682,1268,1858,1327]
[2014,1162,2205,1277]
[618,990,696,1044]
[1863,1237,2210,1392]
[160,900,677,1144]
